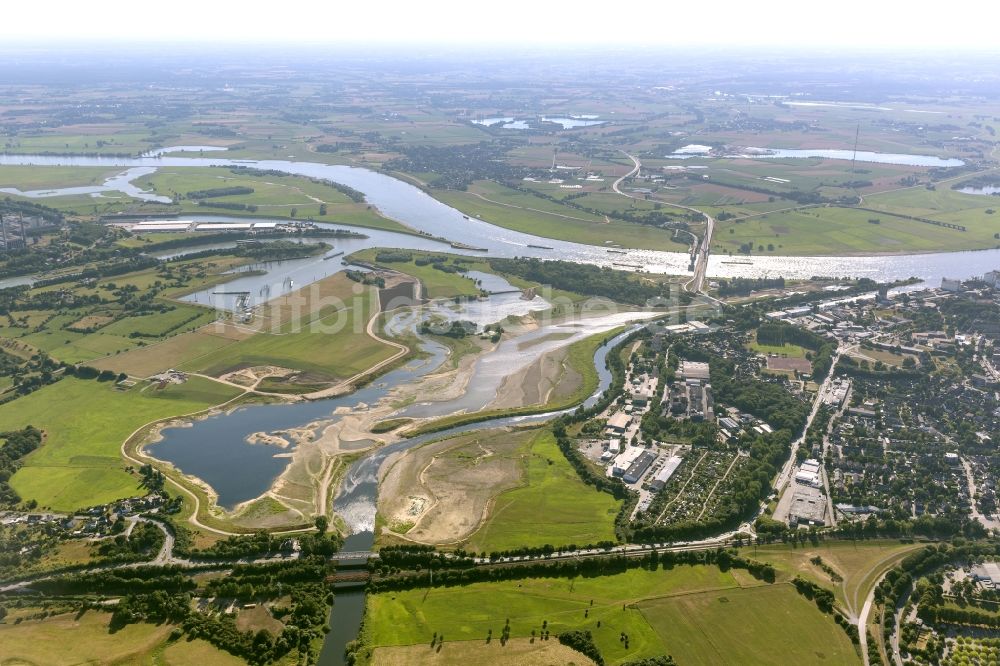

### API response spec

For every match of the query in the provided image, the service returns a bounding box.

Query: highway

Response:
[611,150,714,294]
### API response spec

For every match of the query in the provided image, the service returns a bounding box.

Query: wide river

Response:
[7,148,991,662]
[2,150,1000,283]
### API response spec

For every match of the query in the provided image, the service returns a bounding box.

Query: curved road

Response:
[612,150,715,294]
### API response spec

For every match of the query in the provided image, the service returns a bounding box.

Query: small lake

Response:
[541,116,606,129]
[664,146,963,167]
[469,116,604,130]
[737,147,964,167]
[146,342,448,509]
[957,185,1000,196]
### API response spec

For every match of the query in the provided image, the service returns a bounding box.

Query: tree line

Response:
[0,427,43,507]
[488,257,668,305]
[367,546,776,593]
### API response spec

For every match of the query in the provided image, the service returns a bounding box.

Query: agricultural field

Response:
[362,564,857,665]
[714,204,1000,256]
[434,181,688,251]
[637,584,856,665]
[0,255,249,368]
[1,126,155,154]
[369,637,596,666]
[0,609,244,665]
[90,327,247,377]
[0,375,241,511]
[133,166,410,233]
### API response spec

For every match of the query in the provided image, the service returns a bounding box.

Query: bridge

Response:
[333,550,377,560]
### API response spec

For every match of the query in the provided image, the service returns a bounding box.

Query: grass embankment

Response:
[179,274,398,386]
[409,327,620,436]
[371,417,414,433]
[433,180,687,251]
[363,564,858,665]
[0,376,241,511]
[0,609,243,665]
[464,430,620,552]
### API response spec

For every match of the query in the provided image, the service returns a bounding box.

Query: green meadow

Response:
[0,376,241,511]
[465,430,621,553]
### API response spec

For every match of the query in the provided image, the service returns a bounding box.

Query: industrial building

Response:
[679,360,710,381]
[630,376,658,407]
[600,438,623,461]
[611,446,645,477]
[972,562,1000,588]
[789,485,827,526]
[649,455,684,492]
[605,412,632,436]
[623,450,657,484]
[795,458,822,487]
[941,277,962,292]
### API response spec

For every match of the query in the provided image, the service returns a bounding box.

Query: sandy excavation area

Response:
[156,307,653,532]
[377,428,537,545]
[488,344,583,410]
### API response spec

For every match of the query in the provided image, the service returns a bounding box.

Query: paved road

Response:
[611,151,642,197]
[685,211,714,294]
[772,347,849,523]
[611,150,714,295]
[858,569,890,666]
[961,456,1000,532]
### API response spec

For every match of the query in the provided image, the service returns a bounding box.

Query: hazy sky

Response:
[3,0,998,50]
